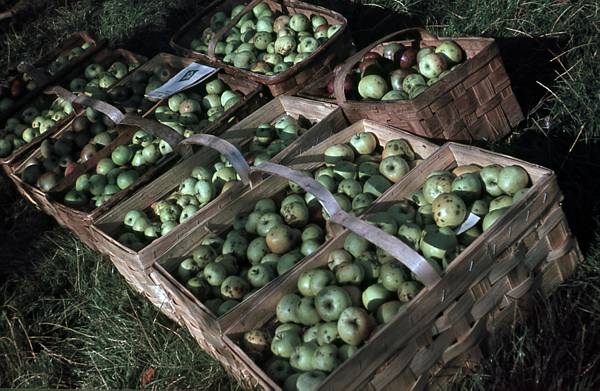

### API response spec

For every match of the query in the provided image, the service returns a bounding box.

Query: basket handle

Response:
[45,86,185,149]
[181,133,257,187]
[331,211,442,288]
[251,161,342,218]
[207,0,263,59]
[333,27,437,105]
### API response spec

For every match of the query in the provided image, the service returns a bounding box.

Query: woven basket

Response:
[8,62,264,233]
[145,121,438,365]
[303,28,524,142]
[88,96,346,273]
[0,34,109,167]
[169,0,354,96]
[219,142,581,390]
[1,32,105,125]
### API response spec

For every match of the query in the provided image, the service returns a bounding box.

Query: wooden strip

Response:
[470,277,511,321]
[409,329,456,377]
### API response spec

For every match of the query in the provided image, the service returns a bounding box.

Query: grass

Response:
[1,0,599,389]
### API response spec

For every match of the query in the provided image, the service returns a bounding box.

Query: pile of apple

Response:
[237,235,423,389]
[314,132,420,216]
[152,78,243,137]
[244,114,311,166]
[107,62,181,114]
[369,164,530,269]
[60,126,171,210]
[117,164,243,248]
[0,97,74,158]
[19,108,119,192]
[67,60,140,101]
[0,41,93,115]
[190,2,343,75]
[329,40,465,101]
[164,181,337,316]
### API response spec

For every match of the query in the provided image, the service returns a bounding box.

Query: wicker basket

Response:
[169,0,354,97]
[0,35,110,167]
[88,96,346,272]
[302,28,524,142]
[143,121,438,367]
[1,32,105,125]
[218,142,581,390]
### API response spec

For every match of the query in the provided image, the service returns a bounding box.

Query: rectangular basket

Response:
[8,65,264,238]
[169,0,354,97]
[1,32,105,124]
[144,121,438,362]
[218,142,581,390]
[0,35,110,167]
[299,28,524,142]
[87,96,347,272]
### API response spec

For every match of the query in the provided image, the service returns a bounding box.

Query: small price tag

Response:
[145,63,219,100]
[455,213,481,235]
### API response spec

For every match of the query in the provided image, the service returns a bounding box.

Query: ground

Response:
[0,0,599,389]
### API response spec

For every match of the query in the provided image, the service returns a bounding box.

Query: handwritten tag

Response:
[146,63,219,100]
[455,213,481,235]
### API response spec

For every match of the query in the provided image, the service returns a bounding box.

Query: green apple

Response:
[116,170,139,190]
[420,226,458,264]
[265,357,294,384]
[479,164,503,197]
[296,297,321,326]
[247,237,270,265]
[271,329,302,358]
[435,40,463,64]
[276,293,301,323]
[297,268,335,297]
[315,285,352,321]
[303,325,319,344]
[316,322,338,346]
[242,329,271,354]
[290,342,317,371]
[338,344,357,361]
[482,207,509,231]
[324,143,354,166]
[337,307,375,346]
[247,264,275,288]
[398,281,421,302]
[379,155,410,183]
[431,193,467,228]
[343,232,370,258]
[312,344,340,373]
[498,165,529,195]
[362,283,391,312]
[452,173,482,202]
[277,251,303,276]
[335,262,365,286]
[379,263,407,292]
[96,157,115,175]
[376,300,402,323]
[266,224,297,254]
[221,275,250,299]
[295,371,326,391]
[422,174,453,203]
[489,195,513,212]
[363,175,392,197]
[349,132,378,155]
[327,249,353,271]
[177,257,200,281]
[418,53,447,79]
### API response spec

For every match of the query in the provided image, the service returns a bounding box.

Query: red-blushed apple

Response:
[337,306,376,346]
[398,47,417,69]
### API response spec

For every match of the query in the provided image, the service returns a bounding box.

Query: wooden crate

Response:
[88,96,347,272]
[1,32,105,125]
[300,27,524,142]
[170,0,353,96]
[218,142,581,390]
[144,121,438,364]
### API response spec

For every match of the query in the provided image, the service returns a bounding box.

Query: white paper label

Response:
[455,213,481,235]
[145,63,219,100]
